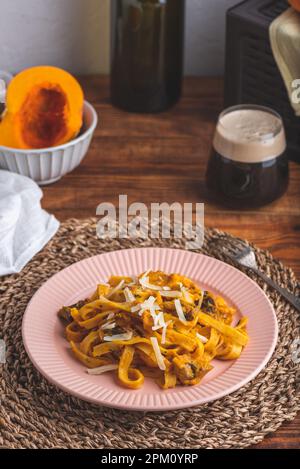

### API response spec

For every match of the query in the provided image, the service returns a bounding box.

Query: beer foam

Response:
[213,108,286,163]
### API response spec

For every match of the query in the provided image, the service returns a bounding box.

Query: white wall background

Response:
[185,0,238,75]
[0,0,110,75]
[0,0,238,76]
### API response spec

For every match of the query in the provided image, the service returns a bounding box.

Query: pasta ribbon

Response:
[93,342,120,357]
[118,346,144,389]
[79,330,100,355]
[198,313,248,347]
[70,341,110,368]
[77,311,111,329]
[65,321,86,342]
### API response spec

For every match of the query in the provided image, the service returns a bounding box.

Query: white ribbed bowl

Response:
[0,101,97,185]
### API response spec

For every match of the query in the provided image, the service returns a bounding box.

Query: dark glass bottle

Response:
[110,0,185,113]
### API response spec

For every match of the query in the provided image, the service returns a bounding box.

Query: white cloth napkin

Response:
[0,170,59,276]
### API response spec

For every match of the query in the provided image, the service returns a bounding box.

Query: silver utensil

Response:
[218,238,300,312]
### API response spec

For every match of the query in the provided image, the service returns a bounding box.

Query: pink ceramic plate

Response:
[22,248,278,411]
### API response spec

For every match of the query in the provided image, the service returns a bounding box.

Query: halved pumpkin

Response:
[0,66,84,149]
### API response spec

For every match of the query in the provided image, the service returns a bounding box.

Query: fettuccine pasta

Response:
[58,271,249,389]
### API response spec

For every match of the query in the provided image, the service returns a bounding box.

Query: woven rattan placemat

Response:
[0,217,299,449]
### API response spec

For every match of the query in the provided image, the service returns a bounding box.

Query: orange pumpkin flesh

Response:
[0,66,84,149]
[289,0,300,12]
[18,83,68,148]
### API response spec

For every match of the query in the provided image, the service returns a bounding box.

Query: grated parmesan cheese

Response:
[139,276,162,291]
[124,287,135,303]
[150,337,166,371]
[127,280,137,287]
[137,296,160,317]
[160,290,182,299]
[181,288,194,305]
[106,279,125,298]
[196,332,208,344]
[140,269,151,280]
[174,299,187,324]
[103,331,133,342]
[152,324,164,331]
[87,364,118,375]
[151,311,166,331]
[101,322,116,330]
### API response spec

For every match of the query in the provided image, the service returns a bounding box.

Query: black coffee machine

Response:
[224,0,300,163]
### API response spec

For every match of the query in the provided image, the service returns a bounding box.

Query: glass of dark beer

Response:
[206,104,289,208]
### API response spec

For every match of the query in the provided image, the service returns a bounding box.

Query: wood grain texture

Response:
[41,76,300,449]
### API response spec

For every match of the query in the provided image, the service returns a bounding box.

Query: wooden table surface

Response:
[42,76,300,449]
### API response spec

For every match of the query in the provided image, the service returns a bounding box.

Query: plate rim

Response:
[22,247,278,411]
